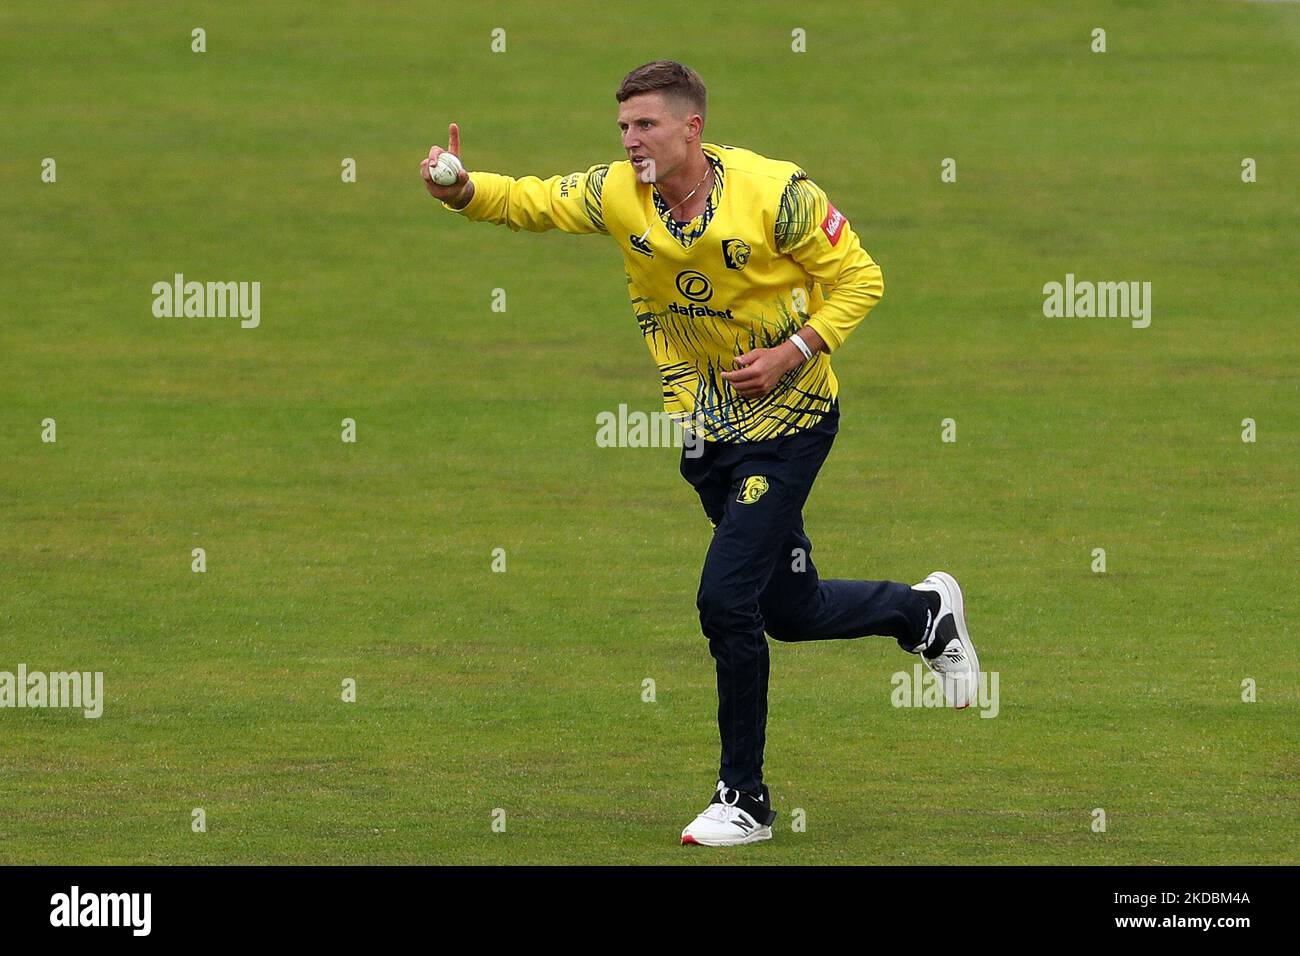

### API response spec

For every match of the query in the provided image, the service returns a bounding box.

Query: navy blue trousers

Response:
[680,405,930,795]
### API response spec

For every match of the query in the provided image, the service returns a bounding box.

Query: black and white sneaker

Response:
[910,571,981,709]
[680,780,776,846]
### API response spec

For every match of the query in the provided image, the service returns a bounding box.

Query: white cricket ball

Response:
[430,152,464,186]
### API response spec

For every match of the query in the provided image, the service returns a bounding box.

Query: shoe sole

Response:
[681,826,773,847]
[921,571,981,709]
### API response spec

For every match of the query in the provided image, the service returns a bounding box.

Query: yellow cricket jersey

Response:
[441,143,883,442]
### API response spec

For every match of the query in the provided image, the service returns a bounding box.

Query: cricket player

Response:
[422,61,980,847]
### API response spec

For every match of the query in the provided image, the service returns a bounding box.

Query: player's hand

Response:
[721,344,804,400]
[421,123,472,205]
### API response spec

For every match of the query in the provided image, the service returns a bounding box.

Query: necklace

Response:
[639,161,715,241]
[658,163,714,219]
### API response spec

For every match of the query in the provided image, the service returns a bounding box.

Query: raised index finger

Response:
[448,123,460,157]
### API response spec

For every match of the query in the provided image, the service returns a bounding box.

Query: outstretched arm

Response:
[421,123,608,235]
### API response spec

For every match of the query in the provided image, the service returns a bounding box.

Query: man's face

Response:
[618,92,700,184]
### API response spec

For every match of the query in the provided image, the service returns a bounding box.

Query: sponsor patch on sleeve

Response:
[820,202,846,246]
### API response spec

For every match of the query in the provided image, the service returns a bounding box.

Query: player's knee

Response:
[696,583,759,637]
[761,601,808,642]
[763,613,801,642]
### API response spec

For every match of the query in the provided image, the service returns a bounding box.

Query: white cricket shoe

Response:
[680,780,776,846]
[911,571,981,709]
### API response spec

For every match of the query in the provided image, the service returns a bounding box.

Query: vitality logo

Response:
[820,203,846,246]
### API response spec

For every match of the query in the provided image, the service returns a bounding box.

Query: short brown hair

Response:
[616,60,707,126]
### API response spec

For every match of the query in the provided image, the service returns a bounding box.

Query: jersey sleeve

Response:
[774,173,883,352]
[442,163,609,235]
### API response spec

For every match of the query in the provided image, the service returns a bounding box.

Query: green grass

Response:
[1,0,1297,864]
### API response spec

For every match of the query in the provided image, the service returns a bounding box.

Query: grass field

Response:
[1,0,1297,865]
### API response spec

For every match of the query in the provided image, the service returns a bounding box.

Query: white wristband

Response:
[789,332,814,362]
